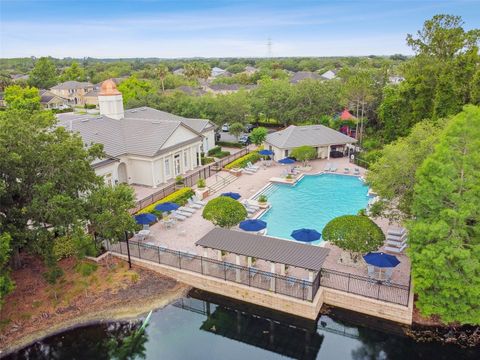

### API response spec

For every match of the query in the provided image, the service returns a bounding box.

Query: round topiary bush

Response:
[322,215,385,262]
[202,196,248,228]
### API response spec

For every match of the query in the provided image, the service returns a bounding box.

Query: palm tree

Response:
[155,65,169,92]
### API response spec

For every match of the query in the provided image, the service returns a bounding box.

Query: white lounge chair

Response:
[245,165,258,172]
[247,161,260,170]
[192,195,207,206]
[385,243,407,253]
[176,209,192,217]
[187,198,203,209]
[242,168,256,175]
[344,167,350,174]
[387,228,406,237]
[386,238,407,247]
[244,200,260,210]
[171,211,186,221]
[243,204,256,214]
[179,206,195,214]
[330,165,337,172]
[324,162,332,172]
[354,167,360,175]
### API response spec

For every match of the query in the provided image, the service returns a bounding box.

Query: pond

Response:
[5,290,479,360]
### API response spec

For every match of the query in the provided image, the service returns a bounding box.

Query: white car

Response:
[221,123,229,132]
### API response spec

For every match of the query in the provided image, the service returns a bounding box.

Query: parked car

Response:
[245,123,257,132]
[238,134,251,146]
[221,123,229,132]
[214,131,221,142]
[329,150,344,158]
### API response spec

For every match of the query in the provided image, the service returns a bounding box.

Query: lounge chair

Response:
[344,167,350,174]
[171,211,186,221]
[324,162,332,172]
[243,200,259,210]
[247,161,260,170]
[179,206,195,214]
[386,238,408,247]
[354,168,360,175]
[245,165,258,172]
[242,168,256,175]
[175,209,192,217]
[187,198,203,209]
[192,195,207,206]
[385,243,407,253]
[243,204,256,214]
[387,228,406,237]
[330,165,337,172]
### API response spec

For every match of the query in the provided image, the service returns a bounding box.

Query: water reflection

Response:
[5,289,479,360]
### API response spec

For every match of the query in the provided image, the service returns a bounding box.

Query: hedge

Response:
[215,151,231,158]
[136,187,195,215]
[207,146,222,156]
[216,141,244,148]
[225,152,261,169]
[201,156,215,165]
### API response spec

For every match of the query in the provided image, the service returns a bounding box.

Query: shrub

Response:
[215,151,231,158]
[202,197,247,228]
[250,127,268,146]
[207,146,221,156]
[322,215,385,262]
[290,146,317,166]
[258,194,268,203]
[197,178,206,188]
[136,187,195,214]
[52,235,77,261]
[175,175,184,185]
[216,141,243,148]
[84,104,97,109]
[76,261,98,277]
[225,152,261,169]
[201,156,215,165]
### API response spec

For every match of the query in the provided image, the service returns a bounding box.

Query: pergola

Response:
[195,228,330,284]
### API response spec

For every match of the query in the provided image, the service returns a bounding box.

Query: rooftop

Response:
[290,71,322,84]
[195,228,330,272]
[265,124,357,149]
[51,81,94,90]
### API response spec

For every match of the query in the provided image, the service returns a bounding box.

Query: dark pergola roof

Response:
[195,228,330,272]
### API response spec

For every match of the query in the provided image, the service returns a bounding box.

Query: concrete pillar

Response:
[280,264,286,276]
[235,254,241,282]
[247,256,252,268]
[197,146,202,167]
[203,248,208,275]
[308,271,314,300]
[270,262,276,291]
[327,145,331,160]
[217,250,222,261]
[151,161,157,188]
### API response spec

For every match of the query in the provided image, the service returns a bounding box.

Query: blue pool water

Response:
[258,174,370,244]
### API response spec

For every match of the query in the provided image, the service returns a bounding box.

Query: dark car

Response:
[238,134,251,146]
[215,132,221,142]
[245,123,257,132]
[329,150,344,158]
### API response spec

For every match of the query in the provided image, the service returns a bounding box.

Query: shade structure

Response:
[221,192,241,200]
[155,202,179,212]
[363,252,400,268]
[291,228,321,242]
[239,219,267,232]
[259,149,274,156]
[134,213,157,225]
[279,157,295,164]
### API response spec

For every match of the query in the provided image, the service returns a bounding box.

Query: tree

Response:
[249,127,268,146]
[290,146,317,166]
[118,76,155,106]
[0,72,12,92]
[366,120,443,220]
[228,122,245,140]
[86,184,137,241]
[408,105,480,324]
[322,215,385,262]
[4,85,41,111]
[202,197,247,228]
[155,64,169,92]
[184,62,210,82]
[60,61,85,82]
[0,232,14,309]
[251,78,294,127]
[29,57,57,89]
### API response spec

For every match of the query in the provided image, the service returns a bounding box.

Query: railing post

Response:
[302,281,305,301]
[178,251,182,269]
[158,246,161,263]
[248,267,251,286]
[224,263,227,280]
[347,273,351,292]
[137,242,141,259]
[119,241,123,254]
[377,282,381,300]
[200,256,204,274]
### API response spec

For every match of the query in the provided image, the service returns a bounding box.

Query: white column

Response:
[217,250,222,261]
[270,262,276,291]
[308,271,314,300]
[280,264,286,276]
[235,255,241,282]
[197,146,202,167]
[327,145,331,160]
[247,256,252,267]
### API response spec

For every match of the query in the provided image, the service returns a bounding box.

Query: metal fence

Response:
[106,239,317,302]
[319,268,410,306]
[131,148,249,213]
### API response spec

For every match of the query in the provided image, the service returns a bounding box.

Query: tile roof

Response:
[56,106,213,158]
[51,81,94,90]
[290,71,322,84]
[196,228,330,271]
[265,125,357,148]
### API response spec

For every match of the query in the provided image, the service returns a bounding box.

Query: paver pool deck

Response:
[138,156,411,287]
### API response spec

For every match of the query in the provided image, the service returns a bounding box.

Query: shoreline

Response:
[1,283,190,357]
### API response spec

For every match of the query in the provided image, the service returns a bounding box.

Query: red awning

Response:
[340,109,355,120]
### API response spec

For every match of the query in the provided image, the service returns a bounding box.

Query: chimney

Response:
[98,79,124,120]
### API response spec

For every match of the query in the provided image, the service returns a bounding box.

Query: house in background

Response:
[56,79,216,188]
[264,124,357,161]
[290,71,322,84]
[205,83,257,95]
[211,67,232,78]
[173,68,185,76]
[50,81,95,106]
[243,66,258,75]
[337,109,357,138]
[320,70,337,80]
[39,90,70,109]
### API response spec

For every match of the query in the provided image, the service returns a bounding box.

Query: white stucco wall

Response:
[202,129,216,152]
[94,161,119,186]
[162,125,199,148]
[128,158,154,187]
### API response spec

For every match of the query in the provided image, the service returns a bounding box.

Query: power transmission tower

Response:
[267,37,272,58]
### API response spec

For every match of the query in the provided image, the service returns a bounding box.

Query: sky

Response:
[1,0,479,58]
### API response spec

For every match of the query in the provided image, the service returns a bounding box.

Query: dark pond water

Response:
[5,290,479,360]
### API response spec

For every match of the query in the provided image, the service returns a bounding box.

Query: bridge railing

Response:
[106,239,318,302]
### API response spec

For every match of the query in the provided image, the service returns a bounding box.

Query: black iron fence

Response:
[106,239,317,302]
[131,148,249,213]
[319,268,410,306]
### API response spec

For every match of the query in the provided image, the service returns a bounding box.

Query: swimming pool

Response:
[258,174,370,244]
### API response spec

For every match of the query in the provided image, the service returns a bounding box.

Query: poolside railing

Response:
[105,239,317,302]
[105,239,410,307]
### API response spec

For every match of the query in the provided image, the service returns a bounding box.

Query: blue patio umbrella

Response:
[363,252,400,268]
[278,157,295,164]
[291,228,321,242]
[221,192,241,200]
[134,213,157,225]
[155,202,179,212]
[240,219,267,232]
[259,149,274,156]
